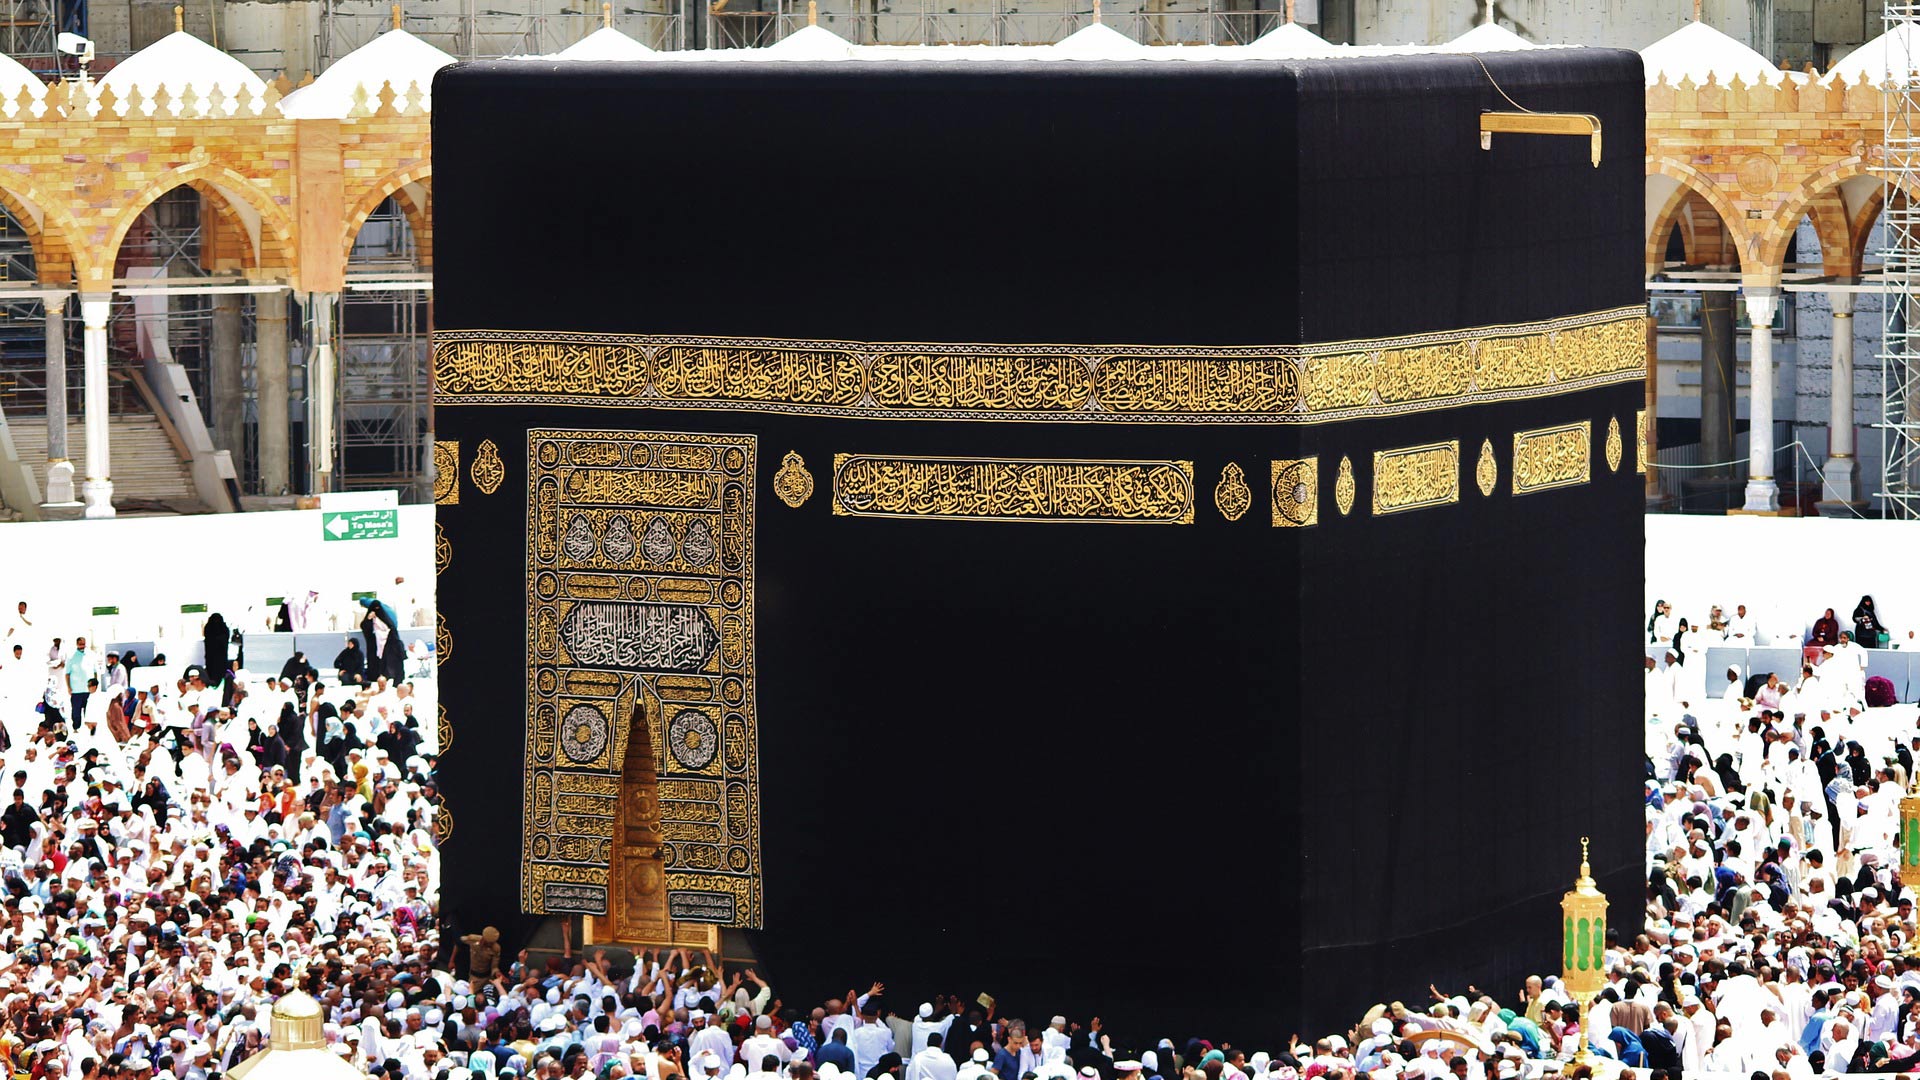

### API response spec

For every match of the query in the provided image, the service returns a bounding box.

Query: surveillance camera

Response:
[56,32,94,61]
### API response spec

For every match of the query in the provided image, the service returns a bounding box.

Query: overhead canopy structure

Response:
[1442,19,1535,51]
[1049,21,1149,57]
[1829,20,1919,86]
[0,51,45,104]
[554,26,659,60]
[1243,20,1342,58]
[1640,19,1792,85]
[98,29,269,108]
[280,25,457,116]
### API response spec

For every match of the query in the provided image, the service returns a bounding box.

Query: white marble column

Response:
[78,294,113,519]
[1822,291,1863,507]
[42,293,74,505]
[1743,287,1780,513]
[304,291,339,494]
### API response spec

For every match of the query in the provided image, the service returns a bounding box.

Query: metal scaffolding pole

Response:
[1881,2,1920,517]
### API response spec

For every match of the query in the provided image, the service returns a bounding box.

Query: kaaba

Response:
[431,48,1646,1042]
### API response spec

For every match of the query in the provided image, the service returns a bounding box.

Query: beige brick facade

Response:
[0,78,429,292]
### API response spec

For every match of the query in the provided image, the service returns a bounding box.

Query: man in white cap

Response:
[1041,1017,1070,1058]
[911,1003,952,1058]
[741,1014,791,1069]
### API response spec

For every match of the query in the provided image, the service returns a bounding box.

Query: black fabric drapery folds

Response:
[431,50,1647,1043]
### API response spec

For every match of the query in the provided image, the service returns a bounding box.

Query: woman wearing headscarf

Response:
[360,596,406,682]
[1649,601,1675,645]
[277,700,307,782]
[1854,595,1888,648]
[1713,753,1745,795]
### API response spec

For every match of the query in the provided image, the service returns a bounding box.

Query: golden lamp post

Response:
[1901,787,1920,954]
[1560,837,1607,1071]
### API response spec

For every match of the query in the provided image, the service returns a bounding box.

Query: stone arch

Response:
[99,164,296,289]
[343,163,432,264]
[1757,156,1920,279]
[0,176,84,286]
[1646,159,1751,276]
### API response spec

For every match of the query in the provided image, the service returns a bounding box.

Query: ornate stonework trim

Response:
[830,455,1195,524]
[1214,462,1252,522]
[432,306,1647,424]
[433,441,459,504]
[1270,458,1319,528]
[1371,440,1461,516]
[1512,420,1593,495]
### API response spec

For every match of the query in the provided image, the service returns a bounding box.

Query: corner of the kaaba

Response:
[431,41,1646,1048]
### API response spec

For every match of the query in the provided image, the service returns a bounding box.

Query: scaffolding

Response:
[1881,2,1920,518]
[319,5,684,65]
[335,196,429,495]
[0,0,58,78]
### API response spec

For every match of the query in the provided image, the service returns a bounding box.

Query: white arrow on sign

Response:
[326,515,352,537]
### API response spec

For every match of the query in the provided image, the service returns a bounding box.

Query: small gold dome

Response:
[269,991,325,1051]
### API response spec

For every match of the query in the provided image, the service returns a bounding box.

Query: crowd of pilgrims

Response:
[2,586,1920,1079]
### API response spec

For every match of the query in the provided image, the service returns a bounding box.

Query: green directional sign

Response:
[322,508,399,542]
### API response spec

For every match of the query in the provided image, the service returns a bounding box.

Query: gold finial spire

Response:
[391,3,403,29]
[1692,0,1701,21]
[1574,836,1597,891]
[1092,0,1102,23]
[807,0,816,25]
[1284,0,1294,22]
[173,4,184,32]
[602,1,612,26]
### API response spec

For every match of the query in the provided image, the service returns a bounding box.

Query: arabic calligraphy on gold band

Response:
[831,455,1195,524]
[1372,441,1461,516]
[1513,421,1593,495]
[434,307,1646,423]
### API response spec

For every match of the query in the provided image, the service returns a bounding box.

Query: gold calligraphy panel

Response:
[1512,421,1592,495]
[433,441,459,504]
[435,306,1647,422]
[1371,441,1461,516]
[830,455,1194,524]
[525,429,761,928]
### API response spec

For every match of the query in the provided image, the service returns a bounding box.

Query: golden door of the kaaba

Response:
[608,700,672,943]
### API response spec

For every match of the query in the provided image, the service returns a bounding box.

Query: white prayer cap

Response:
[756,1016,773,1030]
[1079,1069,1100,1078]
[1371,1020,1394,1036]
[973,1051,990,1064]
[1141,1053,1159,1073]
[818,1066,841,1080]
[918,1003,934,1019]
[1051,1016,1067,1027]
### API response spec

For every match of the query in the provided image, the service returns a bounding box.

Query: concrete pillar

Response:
[256,290,291,495]
[78,294,113,519]
[1820,291,1863,510]
[1743,287,1780,513]
[209,292,245,457]
[1700,290,1736,479]
[305,291,339,494]
[42,294,74,506]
